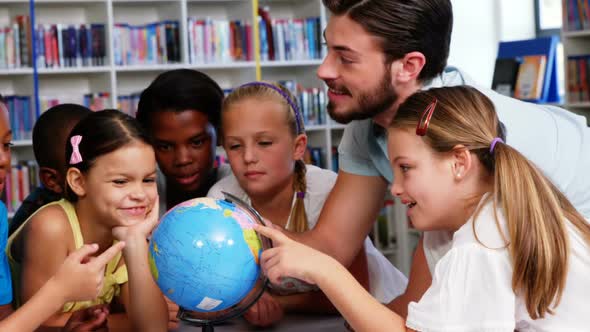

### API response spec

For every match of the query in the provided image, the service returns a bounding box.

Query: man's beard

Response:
[327,72,398,124]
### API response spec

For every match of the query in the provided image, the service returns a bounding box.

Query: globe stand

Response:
[202,323,214,332]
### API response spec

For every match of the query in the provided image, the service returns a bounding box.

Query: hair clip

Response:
[416,98,438,136]
[70,135,83,164]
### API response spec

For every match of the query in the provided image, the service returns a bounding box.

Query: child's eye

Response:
[155,143,172,152]
[191,139,205,147]
[228,144,241,150]
[143,177,156,183]
[113,179,128,185]
[400,165,411,173]
[3,142,13,150]
[259,141,272,147]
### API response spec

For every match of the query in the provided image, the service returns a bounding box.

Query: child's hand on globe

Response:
[254,224,329,287]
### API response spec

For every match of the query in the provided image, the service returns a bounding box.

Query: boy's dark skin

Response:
[150,110,218,208]
[136,69,224,210]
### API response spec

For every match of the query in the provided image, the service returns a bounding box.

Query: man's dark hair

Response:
[0,93,4,104]
[136,69,224,131]
[323,0,453,82]
[33,104,91,169]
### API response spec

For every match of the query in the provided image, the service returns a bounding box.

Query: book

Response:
[514,55,547,100]
[491,58,520,97]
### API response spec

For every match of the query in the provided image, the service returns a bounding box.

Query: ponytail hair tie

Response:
[296,191,305,199]
[70,135,83,164]
[489,137,504,154]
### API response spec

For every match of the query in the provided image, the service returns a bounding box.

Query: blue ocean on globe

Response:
[148,197,263,312]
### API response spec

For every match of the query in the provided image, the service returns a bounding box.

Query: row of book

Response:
[567,55,590,103]
[564,0,590,31]
[259,9,322,61]
[280,80,327,125]
[0,16,33,69]
[41,93,111,112]
[4,161,40,213]
[305,146,338,173]
[187,18,253,64]
[491,55,547,100]
[2,93,112,142]
[35,23,107,68]
[113,21,181,66]
[3,95,35,141]
[118,82,327,125]
[117,93,141,117]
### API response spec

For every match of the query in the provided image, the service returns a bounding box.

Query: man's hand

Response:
[63,305,109,332]
[243,291,284,327]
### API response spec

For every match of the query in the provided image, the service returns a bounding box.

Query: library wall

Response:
[447,0,536,87]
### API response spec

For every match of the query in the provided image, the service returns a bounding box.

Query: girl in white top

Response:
[255,86,590,332]
[208,81,407,327]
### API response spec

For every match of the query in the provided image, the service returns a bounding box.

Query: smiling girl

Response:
[7,109,167,330]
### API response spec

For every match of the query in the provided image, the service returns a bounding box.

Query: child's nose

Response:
[243,146,258,163]
[390,181,403,197]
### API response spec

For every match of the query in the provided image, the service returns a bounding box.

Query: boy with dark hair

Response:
[137,69,230,214]
[9,104,90,235]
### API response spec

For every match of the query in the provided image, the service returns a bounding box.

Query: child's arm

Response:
[20,207,77,326]
[249,245,369,326]
[256,224,412,332]
[1,242,125,331]
[112,198,168,332]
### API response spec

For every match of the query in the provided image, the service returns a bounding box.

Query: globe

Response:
[148,194,270,327]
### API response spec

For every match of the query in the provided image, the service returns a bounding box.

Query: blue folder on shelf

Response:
[496,36,561,104]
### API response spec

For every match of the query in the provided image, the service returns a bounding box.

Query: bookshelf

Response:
[0,0,343,167]
[0,0,341,204]
[561,0,590,124]
[0,0,420,274]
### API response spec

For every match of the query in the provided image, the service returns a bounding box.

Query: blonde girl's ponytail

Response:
[391,85,590,319]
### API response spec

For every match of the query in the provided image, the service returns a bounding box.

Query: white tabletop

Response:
[177,314,349,332]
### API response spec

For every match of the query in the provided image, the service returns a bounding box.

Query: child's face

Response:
[0,103,11,195]
[149,110,216,192]
[387,128,462,231]
[222,98,306,199]
[81,141,158,227]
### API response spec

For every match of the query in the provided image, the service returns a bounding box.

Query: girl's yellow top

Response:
[6,199,128,312]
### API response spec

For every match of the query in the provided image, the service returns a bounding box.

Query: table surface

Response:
[177,314,349,332]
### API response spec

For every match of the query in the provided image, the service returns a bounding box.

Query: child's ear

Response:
[66,168,86,197]
[292,134,308,160]
[450,145,473,180]
[39,167,64,194]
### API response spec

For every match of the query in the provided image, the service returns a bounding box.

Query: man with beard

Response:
[288,0,590,318]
